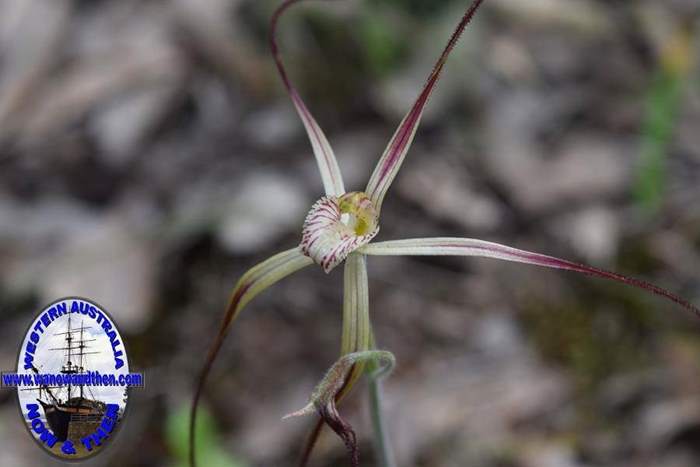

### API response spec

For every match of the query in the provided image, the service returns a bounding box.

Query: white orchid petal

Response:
[227,248,314,320]
[365,0,485,211]
[191,247,313,466]
[270,0,345,196]
[360,237,699,318]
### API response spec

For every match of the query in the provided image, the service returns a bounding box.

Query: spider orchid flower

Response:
[190,1,700,466]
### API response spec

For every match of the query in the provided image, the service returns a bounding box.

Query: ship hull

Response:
[39,400,71,441]
[39,399,104,442]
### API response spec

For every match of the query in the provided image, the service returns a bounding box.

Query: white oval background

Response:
[16,297,130,455]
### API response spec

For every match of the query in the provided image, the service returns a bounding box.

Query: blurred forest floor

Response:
[0,1,700,466]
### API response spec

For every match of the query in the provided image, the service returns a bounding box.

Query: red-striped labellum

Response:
[301,192,380,273]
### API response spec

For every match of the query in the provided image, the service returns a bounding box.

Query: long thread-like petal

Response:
[360,238,699,319]
[190,248,313,467]
[270,0,345,196]
[365,0,485,212]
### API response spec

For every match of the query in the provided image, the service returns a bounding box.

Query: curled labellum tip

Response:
[284,351,395,467]
[301,192,380,273]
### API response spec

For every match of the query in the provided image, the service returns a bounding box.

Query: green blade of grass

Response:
[168,403,246,467]
[633,28,692,213]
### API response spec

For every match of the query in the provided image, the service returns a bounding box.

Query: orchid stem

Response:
[368,373,396,467]
[367,330,396,467]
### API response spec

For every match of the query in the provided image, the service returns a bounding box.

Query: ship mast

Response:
[50,315,98,405]
[79,320,85,400]
[66,314,72,401]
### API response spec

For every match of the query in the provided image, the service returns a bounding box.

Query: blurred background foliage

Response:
[0,0,699,466]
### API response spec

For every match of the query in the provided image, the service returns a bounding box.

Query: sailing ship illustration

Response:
[24,314,108,442]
